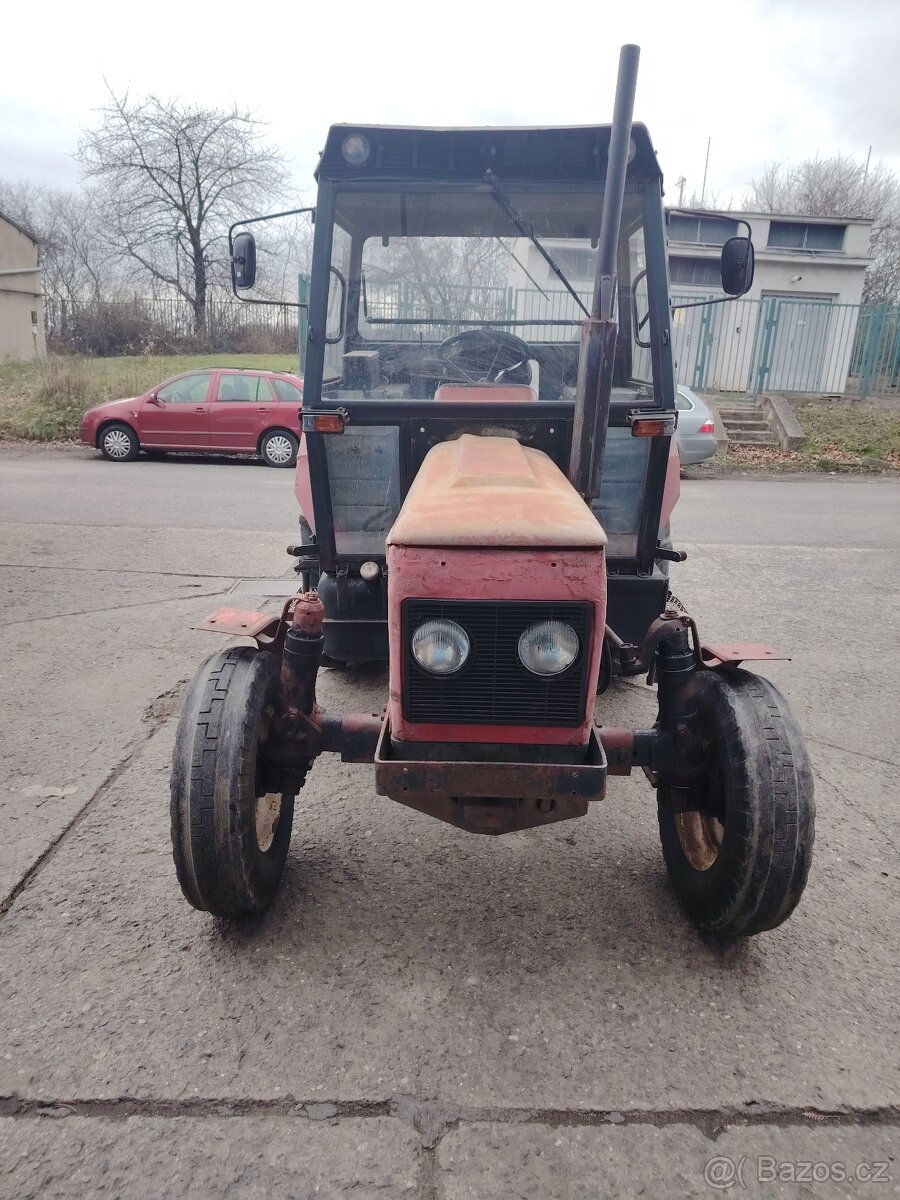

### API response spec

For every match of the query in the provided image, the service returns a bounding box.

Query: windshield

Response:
[323,186,649,398]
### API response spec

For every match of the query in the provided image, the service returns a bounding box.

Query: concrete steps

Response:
[717,402,779,448]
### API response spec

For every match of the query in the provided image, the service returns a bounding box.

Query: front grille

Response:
[403,600,591,727]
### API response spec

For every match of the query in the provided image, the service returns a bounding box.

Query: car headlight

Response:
[411,619,470,675]
[517,621,580,676]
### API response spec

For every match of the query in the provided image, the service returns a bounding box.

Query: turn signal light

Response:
[630,417,675,437]
[302,410,348,434]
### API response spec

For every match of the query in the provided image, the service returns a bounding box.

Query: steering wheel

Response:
[437,329,533,385]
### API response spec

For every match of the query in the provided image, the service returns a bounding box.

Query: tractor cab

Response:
[277,122,679,665]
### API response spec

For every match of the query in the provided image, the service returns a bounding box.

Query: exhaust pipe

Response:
[568,44,640,500]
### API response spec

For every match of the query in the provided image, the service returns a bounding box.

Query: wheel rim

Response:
[265,435,293,465]
[103,429,132,459]
[674,811,725,871]
[255,792,282,853]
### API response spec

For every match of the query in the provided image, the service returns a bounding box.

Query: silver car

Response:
[675,385,717,464]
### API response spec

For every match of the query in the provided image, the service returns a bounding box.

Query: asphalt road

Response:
[1,444,898,1199]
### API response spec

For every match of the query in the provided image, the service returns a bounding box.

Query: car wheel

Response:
[99,422,140,462]
[260,429,298,468]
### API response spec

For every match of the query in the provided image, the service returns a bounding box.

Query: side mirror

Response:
[231,231,257,290]
[147,392,161,405]
[721,236,754,296]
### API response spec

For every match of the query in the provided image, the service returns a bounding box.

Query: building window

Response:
[668,214,738,246]
[669,256,722,287]
[767,221,845,251]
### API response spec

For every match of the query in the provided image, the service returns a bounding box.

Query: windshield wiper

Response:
[485,170,590,319]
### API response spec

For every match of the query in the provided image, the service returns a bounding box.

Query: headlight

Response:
[517,621,580,676]
[411,619,470,675]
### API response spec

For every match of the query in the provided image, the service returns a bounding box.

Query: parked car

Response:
[674,385,717,464]
[79,368,304,467]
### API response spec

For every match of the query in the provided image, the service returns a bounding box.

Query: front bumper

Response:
[375,720,607,834]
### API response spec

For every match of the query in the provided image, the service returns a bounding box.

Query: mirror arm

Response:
[670,295,740,312]
[228,207,316,305]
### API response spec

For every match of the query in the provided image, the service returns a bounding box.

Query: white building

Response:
[666,210,873,393]
[502,210,874,394]
[0,212,46,361]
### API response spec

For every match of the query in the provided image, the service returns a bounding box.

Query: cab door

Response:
[139,372,212,447]
[209,372,273,450]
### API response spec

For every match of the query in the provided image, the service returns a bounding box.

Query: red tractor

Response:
[171,47,814,937]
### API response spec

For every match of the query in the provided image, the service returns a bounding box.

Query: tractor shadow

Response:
[210,671,761,982]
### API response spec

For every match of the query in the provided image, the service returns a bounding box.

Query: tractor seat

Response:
[433,384,537,404]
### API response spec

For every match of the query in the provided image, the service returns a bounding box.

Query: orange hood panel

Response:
[387,434,607,549]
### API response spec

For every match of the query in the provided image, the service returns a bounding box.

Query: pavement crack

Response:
[1,1095,897,1143]
[0,589,228,629]
[812,763,900,854]
[806,734,899,769]
[0,561,238,582]
[419,1142,440,1200]
[0,703,175,918]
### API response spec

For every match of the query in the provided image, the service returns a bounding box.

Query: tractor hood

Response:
[387,434,607,550]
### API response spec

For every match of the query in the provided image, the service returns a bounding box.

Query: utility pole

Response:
[675,175,686,205]
[700,137,711,208]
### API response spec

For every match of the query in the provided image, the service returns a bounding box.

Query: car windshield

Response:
[324,186,649,399]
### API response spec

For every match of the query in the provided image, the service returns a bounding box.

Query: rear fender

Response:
[294,432,314,532]
[660,437,681,527]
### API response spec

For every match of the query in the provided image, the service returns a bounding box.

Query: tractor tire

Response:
[99,422,140,462]
[657,667,814,937]
[170,646,295,918]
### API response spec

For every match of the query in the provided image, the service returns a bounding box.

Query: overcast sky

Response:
[2,0,898,206]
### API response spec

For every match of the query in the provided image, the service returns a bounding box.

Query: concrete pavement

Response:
[1,445,898,1198]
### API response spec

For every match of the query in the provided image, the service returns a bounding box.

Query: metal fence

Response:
[44,295,299,355]
[667,295,899,399]
[365,279,900,399]
[45,284,900,400]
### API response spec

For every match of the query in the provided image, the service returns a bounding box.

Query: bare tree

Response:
[745,155,900,304]
[77,90,289,334]
[363,236,509,320]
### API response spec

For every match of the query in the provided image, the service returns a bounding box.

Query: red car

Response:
[79,368,304,467]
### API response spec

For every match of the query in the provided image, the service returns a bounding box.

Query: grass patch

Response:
[0,352,299,441]
[719,401,900,474]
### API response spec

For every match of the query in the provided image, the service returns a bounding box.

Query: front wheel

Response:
[170,647,295,917]
[657,668,814,937]
[99,422,139,462]
[260,428,298,468]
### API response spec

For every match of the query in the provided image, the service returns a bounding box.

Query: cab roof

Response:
[315,123,662,184]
